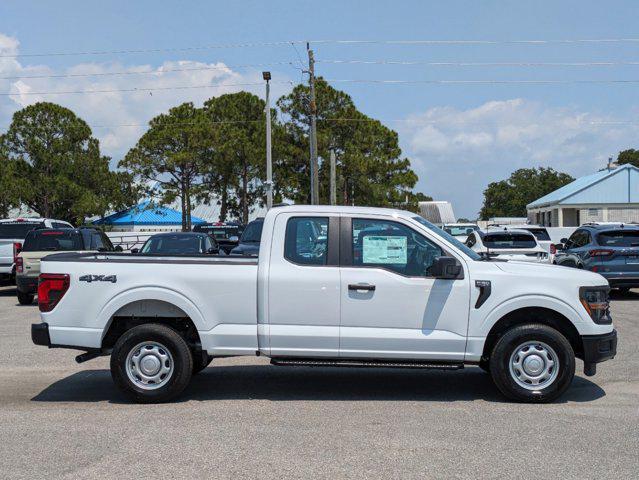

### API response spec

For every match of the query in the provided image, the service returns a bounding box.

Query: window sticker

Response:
[362,236,407,264]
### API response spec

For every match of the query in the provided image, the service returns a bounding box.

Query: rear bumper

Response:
[580,329,617,376]
[16,275,38,294]
[31,322,51,347]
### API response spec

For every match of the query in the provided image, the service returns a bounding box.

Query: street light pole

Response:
[263,71,273,210]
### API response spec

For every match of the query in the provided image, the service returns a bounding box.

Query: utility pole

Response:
[329,149,336,205]
[263,71,273,209]
[307,43,319,205]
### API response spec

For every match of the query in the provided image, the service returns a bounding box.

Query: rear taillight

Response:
[589,249,613,257]
[550,243,556,255]
[38,274,70,312]
[13,242,22,263]
[15,257,23,274]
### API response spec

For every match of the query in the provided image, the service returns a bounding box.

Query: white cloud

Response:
[0,32,292,164]
[399,99,639,218]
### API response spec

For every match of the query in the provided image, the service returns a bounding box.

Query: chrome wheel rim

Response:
[509,341,559,391]
[125,342,174,390]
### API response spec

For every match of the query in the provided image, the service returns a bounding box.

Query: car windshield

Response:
[523,228,551,241]
[194,225,239,240]
[241,221,263,243]
[0,222,44,239]
[444,225,479,236]
[412,216,482,260]
[483,233,537,249]
[141,235,203,254]
[22,230,83,251]
[597,230,639,247]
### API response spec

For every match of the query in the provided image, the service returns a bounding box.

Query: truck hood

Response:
[494,260,606,286]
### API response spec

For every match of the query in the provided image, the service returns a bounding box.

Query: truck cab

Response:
[31,206,617,404]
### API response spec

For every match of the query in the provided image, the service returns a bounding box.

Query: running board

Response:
[270,358,464,370]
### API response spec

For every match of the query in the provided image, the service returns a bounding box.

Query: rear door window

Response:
[284,217,329,265]
[0,222,44,239]
[597,230,639,247]
[524,228,551,241]
[22,231,83,252]
[483,233,537,249]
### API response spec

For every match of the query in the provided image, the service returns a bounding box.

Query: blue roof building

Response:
[527,164,639,227]
[93,201,206,232]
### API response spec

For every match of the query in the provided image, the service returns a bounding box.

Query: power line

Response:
[0,80,291,96]
[0,62,297,80]
[326,78,639,85]
[3,77,637,97]
[311,38,639,46]
[318,59,639,67]
[3,37,639,58]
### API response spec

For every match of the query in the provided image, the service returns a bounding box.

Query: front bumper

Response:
[580,329,617,376]
[16,275,38,294]
[31,322,51,347]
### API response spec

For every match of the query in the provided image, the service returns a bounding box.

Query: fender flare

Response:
[480,294,588,336]
[98,286,209,341]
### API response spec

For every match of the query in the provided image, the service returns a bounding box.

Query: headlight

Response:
[579,287,611,324]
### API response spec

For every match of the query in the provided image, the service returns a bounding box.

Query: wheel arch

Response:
[481,306,583,361]
[99,288,207,350]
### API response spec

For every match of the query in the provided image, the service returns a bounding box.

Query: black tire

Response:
[489,324,575,403]
[192,352,213,374]
[17,292,34,305]
[110,323,193,403]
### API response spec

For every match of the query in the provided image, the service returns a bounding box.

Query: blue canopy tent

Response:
[93,201,206,232]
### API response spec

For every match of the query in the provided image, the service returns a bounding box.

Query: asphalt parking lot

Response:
[0,285,637,479]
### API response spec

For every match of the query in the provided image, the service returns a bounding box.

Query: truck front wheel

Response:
[110,324,193,403]
[489,324,575,403]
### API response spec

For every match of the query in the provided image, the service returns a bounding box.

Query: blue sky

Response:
[1,0,638,217]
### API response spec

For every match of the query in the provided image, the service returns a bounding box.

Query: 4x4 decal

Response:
[79,274,117,283]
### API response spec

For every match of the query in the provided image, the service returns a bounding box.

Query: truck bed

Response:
[40,252,260,355]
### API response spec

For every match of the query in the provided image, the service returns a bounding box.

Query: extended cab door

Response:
[266,213,341,357]
[339,216,470,361]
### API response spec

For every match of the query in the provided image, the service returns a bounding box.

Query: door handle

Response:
[348,283,376,292]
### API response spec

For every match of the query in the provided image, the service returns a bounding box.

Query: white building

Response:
[527,164,639,227]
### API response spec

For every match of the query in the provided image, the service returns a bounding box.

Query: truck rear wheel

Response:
[489,324,575,403]
[17,292,34,305]
[110,324,193,403]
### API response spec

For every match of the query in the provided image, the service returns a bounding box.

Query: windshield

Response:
[523,228,551,241]
[194,225,240,240]
[241,221,263,243]
[412,216,482,260]
[597,230,639,247]
[141,235,203,254]
[22,230,83,252]
[444,225,479,237]
[0,222,44,239]
[483,233,537,249]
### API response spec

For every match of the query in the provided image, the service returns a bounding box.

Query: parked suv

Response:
[555,223,639,291]
[465,229,550,263]
[0,218,73,285]
[192,223,243,254]
[16,227,116,304]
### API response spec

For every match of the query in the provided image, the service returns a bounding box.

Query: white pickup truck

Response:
[31,205,617,403]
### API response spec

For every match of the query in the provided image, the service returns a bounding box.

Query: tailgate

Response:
[0,240,16,266]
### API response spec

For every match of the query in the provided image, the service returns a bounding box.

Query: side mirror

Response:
[131,248,139,254]
[560,238,569,245]
[114,245,123,252]
[207,247,219,254]
[228,236,239,243]
[430,256,462,279]
[555,243,564,251]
